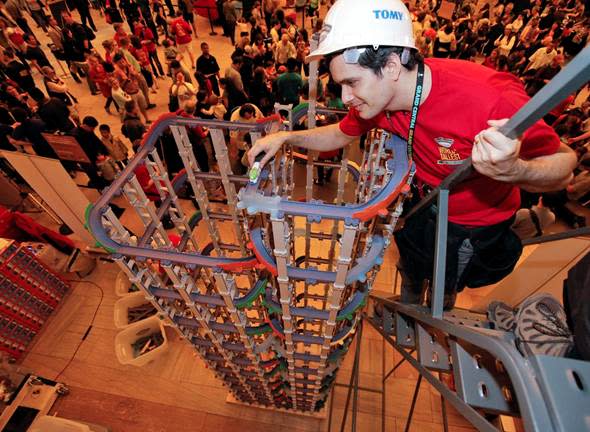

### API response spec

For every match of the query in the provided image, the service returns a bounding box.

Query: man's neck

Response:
[385,63,432,113]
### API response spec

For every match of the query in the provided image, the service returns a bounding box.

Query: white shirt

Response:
[528,47,558,71]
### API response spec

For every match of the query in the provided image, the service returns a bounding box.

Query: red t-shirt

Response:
[135,27,157,53]
[170,18,192,45]
[339,58,560,226]
[132,46,150,68]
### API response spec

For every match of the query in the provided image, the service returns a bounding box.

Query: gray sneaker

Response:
[487,301,517,332]
[514,293,573,357]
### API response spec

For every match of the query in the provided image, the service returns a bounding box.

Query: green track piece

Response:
[336,292,368,322]
[235,278,268,309]
[188,210,202,228]
[84,203,116,253]
[262,296,282,315]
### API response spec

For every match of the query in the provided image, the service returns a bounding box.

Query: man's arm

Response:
[248,122,356,167]
[512,144,577,192]
[472,119,577,192]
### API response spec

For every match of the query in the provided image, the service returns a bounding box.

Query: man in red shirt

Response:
[248,0,576,308]
[169,12,195,70]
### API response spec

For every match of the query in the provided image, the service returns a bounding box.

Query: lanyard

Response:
[386,61,425,161]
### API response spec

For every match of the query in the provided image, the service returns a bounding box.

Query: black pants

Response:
[394,203,522,297]
[105,95,119,111]
[78,7,97,31]
[206,74,220,96]
[148,50,164,76]
[83,163,108,189]
[224,21,236,45]
[192,142,209,172]
[30,10,48,32]
[15,17,34,36]
[141,67,154,88]
[165,0,175,15]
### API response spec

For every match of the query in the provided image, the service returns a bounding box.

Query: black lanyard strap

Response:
[385,61,425,161]
[406,61,425,160]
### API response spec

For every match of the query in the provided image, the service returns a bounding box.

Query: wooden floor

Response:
[17,254,480,432]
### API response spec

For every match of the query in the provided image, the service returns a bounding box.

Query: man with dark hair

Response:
[30,88,75,133]
[2,48,36,92]
[196,42,221,95]
[24,34,51,71]
[275,57,303,106]
[11,108,58,158]
[121,100,147,146]
[224,55,248,112]
[249,0,576,309]
[72,116,109,188]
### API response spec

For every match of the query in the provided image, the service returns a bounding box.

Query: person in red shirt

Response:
[482,48,500,70]
[175,99,210,172]
[113,22,129,47]
[169,12,195,69]
[130,35,158,92]
[134,21,164,77]
[87,54,116,113]
[248,0,577,309]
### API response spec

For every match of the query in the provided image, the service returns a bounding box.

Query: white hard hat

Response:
[307,0,416,62]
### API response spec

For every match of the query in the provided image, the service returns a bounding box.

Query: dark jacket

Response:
[121,114,146,144]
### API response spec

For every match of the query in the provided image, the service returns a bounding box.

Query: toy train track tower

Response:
[86,112,413,412]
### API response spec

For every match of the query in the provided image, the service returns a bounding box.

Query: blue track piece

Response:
[237,133,412,222]
[245,323,272,336]
[86,116,272,271]
[250,227,385,285]
[344,235,385,283]
[263,282,367,323]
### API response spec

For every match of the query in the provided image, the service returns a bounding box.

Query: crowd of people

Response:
[0,0,588,228]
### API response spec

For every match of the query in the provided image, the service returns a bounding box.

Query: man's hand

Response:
[472,118,523,182]
[247,131,287,167]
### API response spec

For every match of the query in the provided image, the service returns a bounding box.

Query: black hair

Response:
[239,104,255,117]
[104,62,115,73]
[196,89,208,102]
[286,57,298,72]
[99,124,111,132]
[170,60,181,69]
[326,46,422,76]
[82,116,98,127]
[3,48,15,58]
[326,81,342,98]
[113,53,124,63]
[124,100,136,113]
[11,107,28,122]
[130,35,142,49]
[28,87,46,103]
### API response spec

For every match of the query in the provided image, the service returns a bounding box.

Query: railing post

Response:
[431,189,449,318]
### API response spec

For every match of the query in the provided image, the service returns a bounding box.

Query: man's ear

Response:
[382,53,402,81]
